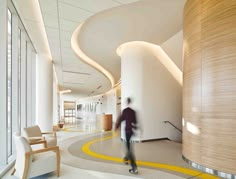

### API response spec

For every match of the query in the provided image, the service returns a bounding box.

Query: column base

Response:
[182,155,236,179]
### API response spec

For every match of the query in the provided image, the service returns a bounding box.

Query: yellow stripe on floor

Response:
[82,132,220,179]
[63,127,102,133]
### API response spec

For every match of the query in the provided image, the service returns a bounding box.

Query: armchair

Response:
[22,125,57,148]
[12,133,60,179]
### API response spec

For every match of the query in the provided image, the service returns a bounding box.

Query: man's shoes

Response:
[123,157,129,165]
[129,168,138,174]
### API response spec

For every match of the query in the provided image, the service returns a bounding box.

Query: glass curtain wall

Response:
[0,0,37,166]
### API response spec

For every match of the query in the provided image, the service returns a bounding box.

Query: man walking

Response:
[115,97,138,174]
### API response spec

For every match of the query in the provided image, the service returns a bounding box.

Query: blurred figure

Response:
[115,97,138,174]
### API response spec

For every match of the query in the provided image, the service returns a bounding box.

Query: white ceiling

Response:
[12,0,185,98]
[75,0,186,83]
[38,0,141,96]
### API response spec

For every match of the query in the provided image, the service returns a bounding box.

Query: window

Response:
[0,1,37,167]
[18,28,21,132]
[64,109,75,117]
[7,9,12,158]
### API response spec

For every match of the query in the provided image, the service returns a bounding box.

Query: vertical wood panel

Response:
[183,0,202,164]
[183,0,236,175]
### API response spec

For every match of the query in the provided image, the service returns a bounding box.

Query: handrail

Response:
[163,121,182,133]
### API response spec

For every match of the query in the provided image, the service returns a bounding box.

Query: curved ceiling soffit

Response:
[71,0,185,92]
[70,0,145,89]
[117,41,183,86]
[71,22,115,88]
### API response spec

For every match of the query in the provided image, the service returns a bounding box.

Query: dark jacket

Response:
[115,107,137,134]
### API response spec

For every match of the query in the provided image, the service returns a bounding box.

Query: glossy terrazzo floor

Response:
[3,120,220,179]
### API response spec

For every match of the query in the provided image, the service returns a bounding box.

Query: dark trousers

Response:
[125,132,137,170]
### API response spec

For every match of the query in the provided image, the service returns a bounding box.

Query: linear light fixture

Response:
[52,64,58,84]
[59,89,72,94]
[63,70,91,75]
[96,85,102,89]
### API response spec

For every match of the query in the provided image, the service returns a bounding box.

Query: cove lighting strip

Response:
[71,23,115,87]
[117,41,183,86]
[35,0,52,60]
[59,89,72,94]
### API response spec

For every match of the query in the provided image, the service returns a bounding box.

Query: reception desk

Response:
[96,114,113,131]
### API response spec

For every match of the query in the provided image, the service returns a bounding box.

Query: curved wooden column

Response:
[183,0,236,175]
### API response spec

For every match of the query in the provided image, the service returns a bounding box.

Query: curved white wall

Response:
[119,42,182,141]
[36,54,53,131]
[76,86,120,123]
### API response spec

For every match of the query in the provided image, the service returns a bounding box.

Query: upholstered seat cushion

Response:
[30,151,57,177]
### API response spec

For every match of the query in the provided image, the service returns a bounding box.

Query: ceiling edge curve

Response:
[71,22,115,88]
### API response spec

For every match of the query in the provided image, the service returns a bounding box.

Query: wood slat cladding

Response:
[183,0,236,175]
[183,0,202,165]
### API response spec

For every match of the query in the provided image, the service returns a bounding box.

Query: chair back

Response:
[22,125,42,138]
[13,133,33,178]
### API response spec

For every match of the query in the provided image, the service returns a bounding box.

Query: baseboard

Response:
[140,138,169,143]
[121,137,169,143]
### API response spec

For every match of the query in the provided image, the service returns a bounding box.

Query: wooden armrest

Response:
[42,132,57,137]
[28,136,44,140]
[27,136,45,142]
[26,146,59,155]
[29,140,47,148]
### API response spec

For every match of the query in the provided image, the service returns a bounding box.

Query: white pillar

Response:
[120,44,144,140]
[0,0,8,164]
[53,70,58,124]
[36,54,53,131]
[120,42,182,141]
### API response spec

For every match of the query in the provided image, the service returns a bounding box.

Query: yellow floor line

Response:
[63,127,102,133]
[81,132,220,179]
